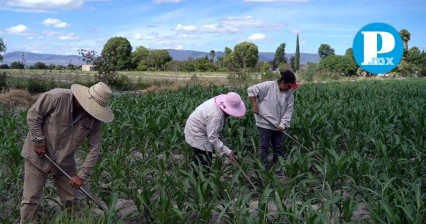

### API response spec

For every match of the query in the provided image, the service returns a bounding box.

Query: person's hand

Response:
[70,176,84,188]
[34,145,47,156]
[276,126,285,132]
[253,105,259,114]
[227,151,235,160]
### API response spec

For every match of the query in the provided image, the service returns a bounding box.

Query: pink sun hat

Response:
[215,92,247,118]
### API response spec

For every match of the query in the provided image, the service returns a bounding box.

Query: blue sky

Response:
[0,0,425,56]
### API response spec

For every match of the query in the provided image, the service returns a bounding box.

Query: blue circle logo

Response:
[353,23,403,74]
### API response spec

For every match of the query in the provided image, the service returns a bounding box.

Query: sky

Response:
[0,0,425,56]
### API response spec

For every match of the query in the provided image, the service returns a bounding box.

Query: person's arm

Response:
[249,96,259,114]
[247,82,269,113]
[278,93,294,131]
[206,116,233,158]
[27,92,57,155]
[72,122,102,187]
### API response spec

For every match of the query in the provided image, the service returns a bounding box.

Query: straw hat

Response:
[215,92,246,118]
[71,82,114,122]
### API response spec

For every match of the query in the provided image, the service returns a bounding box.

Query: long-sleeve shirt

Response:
[247,81,294,130]
[184,98,231,156]
[21,88,102,180]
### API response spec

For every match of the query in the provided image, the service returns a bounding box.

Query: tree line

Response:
[1,29,425,78]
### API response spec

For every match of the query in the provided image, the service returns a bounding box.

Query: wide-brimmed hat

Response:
[215,92,246,118]
[71,82,114,122]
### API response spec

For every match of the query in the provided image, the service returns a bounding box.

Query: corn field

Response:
[0,79,425,223]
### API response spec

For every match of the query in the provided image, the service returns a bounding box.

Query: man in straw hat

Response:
[247,70,298,170]
[184,92,246,174]
[20,82,114,223]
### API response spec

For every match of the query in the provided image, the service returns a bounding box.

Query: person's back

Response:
[184,98,224,149]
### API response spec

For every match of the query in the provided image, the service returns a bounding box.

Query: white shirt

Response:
[247,81,294,130]
[184,98,231,155]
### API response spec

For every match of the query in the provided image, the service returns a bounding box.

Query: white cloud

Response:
[133,32,159,40]
[2,0,85,10]
[177,33,198,39]
[42,30,61,36]
[153,0,184,3]
[222,16,263,28]
[175,24,198,32]
[43,18,69,28]
[244,0,308,2]
[248,33,267,41]
[58,33,79,40]
[149,40,183,50]
[6,24,28,34]
[201,24,239,34]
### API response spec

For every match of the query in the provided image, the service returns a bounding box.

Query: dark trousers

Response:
[258,126,284,167]
[191,147,213,175]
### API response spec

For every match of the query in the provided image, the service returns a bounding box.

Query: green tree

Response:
[48,64,56,70]
[11,61,24,69]
[319,55,357,76]
[407,47,422,64]
[273,43,287,70]
[399,29,411,51]
[209,50,215,62]
[0,64,9,69]
[233,41,259,71]
[33,62,47,69]
[101,36,132,70]
[295,34,300,72]
[79,49,119,84]
[289,56,296,72]
[0,38,5,62]
[149,49,172,70]
[318,44,335,59]
[131,46,150,71]
[223,47,234,70]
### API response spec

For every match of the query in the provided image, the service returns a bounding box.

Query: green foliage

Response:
[0,64,9,69]
[131,46,149,71]
[222,47,234,71]
[273,43,287,70]
[299,62,317,82]
[295,34,300,72]
[0,38,5,62]
[149,49,172,71]
[399,29,411,51]
[289,56,296,72]
[261,71,279,81]
[209,50,216,62]
[0,72,6,90]
[233,41,259,71]
[318,44,335,59]
[101,36,132,70]
[10,61,24,69]
[2,79,426,223]
[319,55,357,76]
[33,62,48,69]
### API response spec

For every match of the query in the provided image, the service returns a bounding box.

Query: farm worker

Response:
[20,82,114,223]
[247,70,298,169]
[184,92,246,173]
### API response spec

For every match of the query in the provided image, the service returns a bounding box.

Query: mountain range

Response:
[1,50,320,66]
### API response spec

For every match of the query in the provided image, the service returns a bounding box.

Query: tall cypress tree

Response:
[295,33,300,72]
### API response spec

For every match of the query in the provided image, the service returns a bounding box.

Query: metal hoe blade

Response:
[44,154,107,211]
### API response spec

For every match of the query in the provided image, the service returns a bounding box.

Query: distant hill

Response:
[1,50,320,66]
[2,51,84,66]
[168,49,320,64]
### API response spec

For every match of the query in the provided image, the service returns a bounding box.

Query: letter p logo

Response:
[353,23,403,74]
